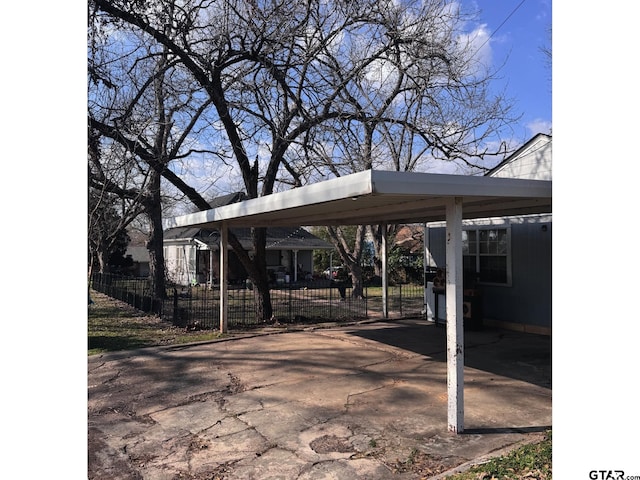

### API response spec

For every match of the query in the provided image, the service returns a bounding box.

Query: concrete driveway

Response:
[88,319,551,479]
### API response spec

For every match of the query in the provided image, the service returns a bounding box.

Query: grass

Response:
[88,290,227,355]
[446,430,552,479]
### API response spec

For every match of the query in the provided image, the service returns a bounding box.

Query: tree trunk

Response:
[88,251,95,280]
[146,222,166,300]
[226,227,273,322]
[144,172,167,301]
[368,225,383,277]
[369,224,398,278]
[250,227,273,321]
[327,225,366,299]
[97,247,108,274]
[349,262,364,299]
[251,271,273,322]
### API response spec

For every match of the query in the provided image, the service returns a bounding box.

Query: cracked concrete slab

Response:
[231,447,308,479]
[88,319,551,479]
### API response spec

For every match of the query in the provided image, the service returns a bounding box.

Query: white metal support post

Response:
[446,197,464,433]
[381,224,389,319]
[219,222,228,334]
[209,247,214,288]
[423,223,434,320]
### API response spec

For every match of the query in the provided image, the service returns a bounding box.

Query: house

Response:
[486,132,552,180]
[124,246,150,277]
[163,226,333,286]
[125,226,334,285]
[123,230,150,277]
[122,193,334,284]
[424,133,552,334]
[163,192,334,286]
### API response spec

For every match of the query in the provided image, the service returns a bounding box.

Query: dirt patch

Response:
[310,434,354,454]
[88,427,144,480]
[391,449,465,478]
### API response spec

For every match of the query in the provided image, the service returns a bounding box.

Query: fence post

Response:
[365,284,368,318]
[172,288,178,324]
[399,283,402,316]
[242,284,247,326]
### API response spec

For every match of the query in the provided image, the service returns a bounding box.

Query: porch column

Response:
[381,224,388,319]
[219,222,228,334]
[423,223,434,320]
[209,247,214,288]
[446,197,464,433]
[293,249,299,282]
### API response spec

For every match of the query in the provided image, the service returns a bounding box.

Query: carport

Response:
[163,169,552,433]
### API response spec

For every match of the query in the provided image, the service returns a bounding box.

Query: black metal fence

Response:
[90,273,426,330]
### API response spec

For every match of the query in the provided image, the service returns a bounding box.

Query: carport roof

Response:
[164,169,552,229]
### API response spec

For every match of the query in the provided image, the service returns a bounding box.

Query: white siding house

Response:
[163,226,333,287]
[487,133,551,181]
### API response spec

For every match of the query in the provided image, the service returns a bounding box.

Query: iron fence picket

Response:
[91,273,423,330]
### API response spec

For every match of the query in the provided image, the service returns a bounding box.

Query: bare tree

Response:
[288,0,517,294]
[88,123,145,269]
[89,0,518,318]
[89,12,216,301]
[88,128,143,277]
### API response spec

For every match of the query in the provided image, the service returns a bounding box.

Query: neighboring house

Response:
[125,245,151,277]
[163,193,333,286]
[124,230,150,277]
[123,193,333,285]
[163,226,334,286]
[424,133,552,334]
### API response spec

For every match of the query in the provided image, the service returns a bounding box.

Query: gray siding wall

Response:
[426,217,551,328]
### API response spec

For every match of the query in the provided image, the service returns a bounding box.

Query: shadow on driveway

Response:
[344,319,551,389]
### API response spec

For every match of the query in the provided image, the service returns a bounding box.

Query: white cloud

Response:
[526,118,552,136]
[363,58,398,91]
[460,23,493,73]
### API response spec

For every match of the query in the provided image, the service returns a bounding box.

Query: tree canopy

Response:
[88,0,518,317]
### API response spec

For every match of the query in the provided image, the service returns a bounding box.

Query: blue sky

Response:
[466,0,552,141]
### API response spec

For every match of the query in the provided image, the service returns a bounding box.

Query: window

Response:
[176,247,184,272]
[462,227,511,286]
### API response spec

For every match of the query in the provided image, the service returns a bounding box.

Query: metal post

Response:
[365,284,368,318]
[329,280,332,319]
[242,283,247,326]
[446,197,464,433]
[219,223,228,334]
[209,247,214,288]
[423,223,429,320]
[329,252,333,279]
[381,224,388,319]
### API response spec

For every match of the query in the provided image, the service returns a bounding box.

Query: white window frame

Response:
[176,246,184,276]
[462,225,512,287]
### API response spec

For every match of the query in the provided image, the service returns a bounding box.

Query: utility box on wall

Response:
[462,289,483,331]
[433,287,483,331]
